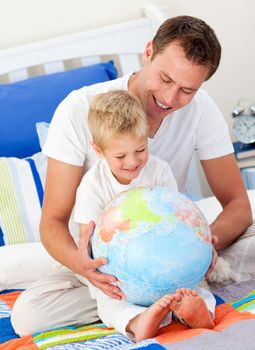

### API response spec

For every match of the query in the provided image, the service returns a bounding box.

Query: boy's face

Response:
[94,134,148,185]
[130,40,209,125]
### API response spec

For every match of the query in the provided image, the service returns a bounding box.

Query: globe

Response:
[92,187,212,306]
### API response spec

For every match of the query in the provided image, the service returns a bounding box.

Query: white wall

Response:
[0,0,161,48]
[1,0,254,195]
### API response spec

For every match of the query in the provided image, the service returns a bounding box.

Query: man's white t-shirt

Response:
[73,155,177,224]
[43,73,234,191]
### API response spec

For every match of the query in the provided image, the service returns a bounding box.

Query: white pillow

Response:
[0,242,61,291]
[36,121,50,149]
[0,152,47,245]
[195,189,255,224]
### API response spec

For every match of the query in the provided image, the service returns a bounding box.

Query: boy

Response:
[73,90,215,341]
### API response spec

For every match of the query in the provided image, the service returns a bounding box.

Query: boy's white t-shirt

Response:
[73,156,216,337]
[73,155,178,224]
[43,73,234,192]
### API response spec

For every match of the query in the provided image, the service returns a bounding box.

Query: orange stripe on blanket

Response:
[156,303,255,345]
[0,291,22,309]
[214,303,255,331]
[0,335,37,350]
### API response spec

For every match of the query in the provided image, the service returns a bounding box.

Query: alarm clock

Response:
[232,99,255,144]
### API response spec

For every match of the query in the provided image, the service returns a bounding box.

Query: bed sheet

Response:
[1,279,255,350]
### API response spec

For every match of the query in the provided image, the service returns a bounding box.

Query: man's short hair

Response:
[152,15,221,80]
[88,90,148,149]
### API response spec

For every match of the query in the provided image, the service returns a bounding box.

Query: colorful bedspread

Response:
[1,280,255,350]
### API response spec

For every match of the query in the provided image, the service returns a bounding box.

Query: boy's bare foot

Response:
[173,288,214,329]
[126,292,182,342]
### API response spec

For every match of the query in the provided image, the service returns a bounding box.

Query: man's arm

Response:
[40,157,121,298]
[201,153,252,250]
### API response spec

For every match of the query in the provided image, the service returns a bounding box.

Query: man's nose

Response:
[163,85,179,106]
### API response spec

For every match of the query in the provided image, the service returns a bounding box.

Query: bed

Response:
[1,4,255,349]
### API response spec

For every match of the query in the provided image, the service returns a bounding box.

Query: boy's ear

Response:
[142,41,153,65]
[92,142,103,157]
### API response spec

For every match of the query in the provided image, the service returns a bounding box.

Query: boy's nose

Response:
[126,154,138,167]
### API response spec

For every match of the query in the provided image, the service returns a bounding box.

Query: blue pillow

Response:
[0,61,117,158]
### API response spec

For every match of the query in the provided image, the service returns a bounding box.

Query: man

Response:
[11,15,252,336]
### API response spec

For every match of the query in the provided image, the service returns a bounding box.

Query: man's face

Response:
[131,41,209,124]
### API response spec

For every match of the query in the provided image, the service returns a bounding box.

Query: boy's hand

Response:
[205,235,218,278]
[77,221,123,299]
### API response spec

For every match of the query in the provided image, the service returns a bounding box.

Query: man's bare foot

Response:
[126,292,182,342]
[173,288,214,329]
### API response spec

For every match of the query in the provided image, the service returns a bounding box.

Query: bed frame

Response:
[0,4,202,197]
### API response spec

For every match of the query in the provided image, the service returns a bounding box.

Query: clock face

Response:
[233,115,255,144]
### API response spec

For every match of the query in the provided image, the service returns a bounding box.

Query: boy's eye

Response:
[137,148,145,153]
[115,155,125,159]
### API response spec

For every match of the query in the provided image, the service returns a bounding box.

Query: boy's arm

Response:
[40,157,122,299]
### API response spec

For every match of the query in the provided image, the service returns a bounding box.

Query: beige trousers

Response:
[11,265,99,336]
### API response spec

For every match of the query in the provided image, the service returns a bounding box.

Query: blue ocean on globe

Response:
[92,187,212,306]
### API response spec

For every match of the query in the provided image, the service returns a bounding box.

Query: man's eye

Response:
[161,76,169,83]
[181,88,194,95]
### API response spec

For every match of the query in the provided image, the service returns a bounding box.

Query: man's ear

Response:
[92,142,103,157]
[142,41,153,65]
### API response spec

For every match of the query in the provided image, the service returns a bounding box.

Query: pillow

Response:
[195,189,255,224]
[0,61,117,158]
[0,242,61,291]
[36,121,50,149]
[0,152,47,246]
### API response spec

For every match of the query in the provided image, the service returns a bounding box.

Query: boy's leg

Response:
[126,293,182,341]
[95,288,180,341]
[94,288,148,339]
[11,265,99,336]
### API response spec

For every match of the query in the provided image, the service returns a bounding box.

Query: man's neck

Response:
[147,117,163,138]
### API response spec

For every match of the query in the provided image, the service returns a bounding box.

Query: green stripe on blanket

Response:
[229,290,255,314]
[32,323,116,349]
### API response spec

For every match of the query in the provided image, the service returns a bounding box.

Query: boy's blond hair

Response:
[88,90,148,149]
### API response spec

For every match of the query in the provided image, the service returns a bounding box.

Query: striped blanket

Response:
[1,280,255,350]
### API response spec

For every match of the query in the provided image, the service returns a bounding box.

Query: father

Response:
[11,15,252,336]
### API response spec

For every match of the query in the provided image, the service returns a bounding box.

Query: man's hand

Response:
[205,235,218,278]
[77,221,124,300]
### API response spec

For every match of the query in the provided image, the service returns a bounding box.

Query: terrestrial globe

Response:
[92,187,212,306]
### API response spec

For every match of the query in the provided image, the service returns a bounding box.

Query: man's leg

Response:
[218,220,255,286]
[11,265,99,336]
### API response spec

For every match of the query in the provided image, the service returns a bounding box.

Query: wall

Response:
[0,0,161,48]
[1,0,254,196]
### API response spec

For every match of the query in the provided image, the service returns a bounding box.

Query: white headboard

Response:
[0,4,202,197]
[0,5,167,83]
